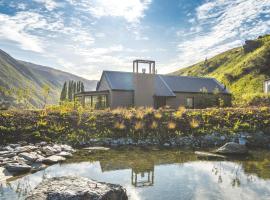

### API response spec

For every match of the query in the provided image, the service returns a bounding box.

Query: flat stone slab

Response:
[214,142,248,155]
[43,155,66,164]
[84,146,110,151]
[0,167,12,182]
[5,163,32,174]
[195,151,226,159]
[26,176,128,200]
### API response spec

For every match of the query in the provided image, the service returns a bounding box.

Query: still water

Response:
[1,147,270,200]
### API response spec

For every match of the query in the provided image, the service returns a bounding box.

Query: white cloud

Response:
[0,12,44,52]
[33,0,59,11]
[172,0,270,73]
[68,0,152,23]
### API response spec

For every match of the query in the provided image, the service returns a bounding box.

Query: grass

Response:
[0,104,269,145]
[172,34,270,105]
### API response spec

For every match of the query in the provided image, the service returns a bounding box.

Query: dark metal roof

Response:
[160,75,230,93]
[102,71,230,95]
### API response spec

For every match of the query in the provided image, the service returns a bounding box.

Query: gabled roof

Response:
[99,71,230,95]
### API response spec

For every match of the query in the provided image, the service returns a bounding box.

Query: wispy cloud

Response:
[171,0,270,72]
[0,12,45,52]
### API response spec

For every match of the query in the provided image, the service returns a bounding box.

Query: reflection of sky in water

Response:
[1,160,270,200]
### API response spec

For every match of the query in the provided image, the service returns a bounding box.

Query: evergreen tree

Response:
[81,82,85,92]
[68,81,72,101]
[61,80,85,102]
[60,82,67,101]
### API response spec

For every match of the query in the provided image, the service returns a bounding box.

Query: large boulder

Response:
[5,163,32,174]
[26,176,128,200]
[214,142,248,155]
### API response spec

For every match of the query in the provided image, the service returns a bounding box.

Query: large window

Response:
[186,97,194,108]
[85,95,108,109]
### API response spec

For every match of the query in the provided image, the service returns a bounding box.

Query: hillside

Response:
[0,49,97,108]
[172,34,270,104]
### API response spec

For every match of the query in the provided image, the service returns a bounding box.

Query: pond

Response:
[1,147,270,200]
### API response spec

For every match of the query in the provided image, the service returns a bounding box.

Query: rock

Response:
[52,144,62,153]
[60,144,75,153]
[0,167,12,182]
[195,151,226,159]
[214,142,248,155]
[58,152,72,158]
[41,146,57,156]
[15,145,38,153]
[0,151,15,158]
[26,176,128,200]
[2,146,13,151]
[83,146,110,151]
[220,136,226,140]
[19,152,40,162]
[163,143,170,147]
[43,155,66,164]
[5,163,32,174]
[39,142,48,147]
[9,144,21,149]
[12,156,30,164]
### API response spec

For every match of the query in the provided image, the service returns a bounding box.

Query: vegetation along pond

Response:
[1,147,270,200]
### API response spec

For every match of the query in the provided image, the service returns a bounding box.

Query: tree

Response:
[68,81,73,101]
[60,81,85,102]
[60,82,67,101]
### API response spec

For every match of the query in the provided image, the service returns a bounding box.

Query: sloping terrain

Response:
[0,49,97,108]
[172,34,270,103]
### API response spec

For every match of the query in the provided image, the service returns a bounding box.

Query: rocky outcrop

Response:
[26,176,128,200]
[214,142,248,155]
[0,143,75,177]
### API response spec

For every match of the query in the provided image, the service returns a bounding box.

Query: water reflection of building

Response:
[131,166,154,187]
[99,159,155,187]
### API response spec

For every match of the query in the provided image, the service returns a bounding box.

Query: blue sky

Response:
[0,0,270,80]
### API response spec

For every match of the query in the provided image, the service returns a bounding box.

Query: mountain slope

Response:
[0,49,97,108]
[172,34,270,103]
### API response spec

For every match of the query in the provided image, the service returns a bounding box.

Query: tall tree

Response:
[68,81,73,101]
[81,82,85,92]
[60,82,67,101]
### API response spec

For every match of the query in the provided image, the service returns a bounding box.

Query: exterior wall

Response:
[97,75,110,91]
[133,73,155,107]
[166,92,231,109]
[110,90,134,109]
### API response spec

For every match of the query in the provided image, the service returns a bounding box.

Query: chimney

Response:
[133,59,156,74]
[132,60,157,107]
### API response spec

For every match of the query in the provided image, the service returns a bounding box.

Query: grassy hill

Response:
[0,49,97,108]
[172,34,270,105]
